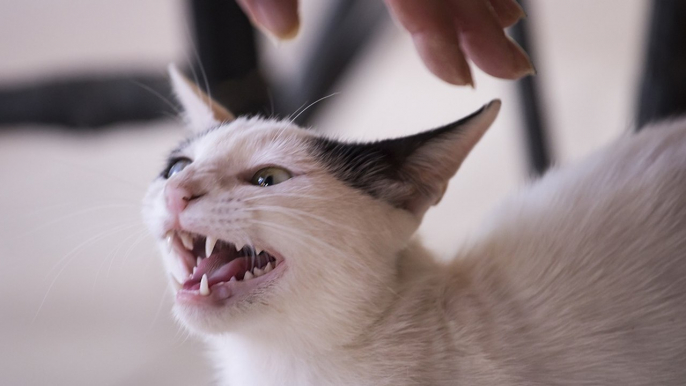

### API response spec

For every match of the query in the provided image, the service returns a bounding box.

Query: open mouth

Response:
[165,230,283,301]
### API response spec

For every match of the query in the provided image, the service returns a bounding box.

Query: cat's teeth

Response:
[255,247,264,255]
[263,262,273,273]
[179,232,194,250]
[169,273,182,290]
[200,274,210,296]
[165,231,174,252]
[192,266,197,275]
[243,271,254,281]
[234,241,245,252]
[229,276,237,283]
[205,236,217,258]
[196,256,202,267]
[254,267,264,277]
[171,259,190,285]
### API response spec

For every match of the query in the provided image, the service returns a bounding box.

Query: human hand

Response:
[236,0,300,40]
[236,0,534,86]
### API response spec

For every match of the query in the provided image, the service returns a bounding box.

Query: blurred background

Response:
[2,0,680,384]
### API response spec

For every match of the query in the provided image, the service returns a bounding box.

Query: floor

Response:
[0,0,648,384]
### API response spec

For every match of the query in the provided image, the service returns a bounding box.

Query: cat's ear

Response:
[392,100,500,216]
[168,64,235,132]
[312,100,501,218]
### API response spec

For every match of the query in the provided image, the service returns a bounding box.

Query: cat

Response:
[142,66,686,385]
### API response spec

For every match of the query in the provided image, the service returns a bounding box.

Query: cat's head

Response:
[143,66,500,337]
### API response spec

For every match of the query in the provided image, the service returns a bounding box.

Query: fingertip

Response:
[279,20,300,40]
[507,0,527,19]
[456,68,475,88]
[507,37,536,78]
[513,1,527,19]
[444,71,475,87]
[243,0,300,40]
[489,0,526,28]
[256,20,300,44]
[412,33,474,86]
[439,60,474,86]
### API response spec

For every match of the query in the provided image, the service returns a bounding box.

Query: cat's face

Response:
[142,66,499,336]
[143,117,422,334]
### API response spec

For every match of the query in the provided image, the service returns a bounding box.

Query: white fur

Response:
[168,65,234,130]
[142,80,686,385]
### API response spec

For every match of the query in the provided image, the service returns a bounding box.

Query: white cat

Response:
[143,67,686,385]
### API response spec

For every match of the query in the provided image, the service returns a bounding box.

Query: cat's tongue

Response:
[183,254,248,290]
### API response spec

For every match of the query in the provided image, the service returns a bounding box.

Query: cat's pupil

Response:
[259,175,274,187]
[250,167,292,186]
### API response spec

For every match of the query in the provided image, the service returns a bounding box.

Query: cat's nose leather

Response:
[165,184,203,215]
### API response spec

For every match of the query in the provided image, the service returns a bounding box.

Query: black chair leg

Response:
[636,0,686,129]
[510,0,552,177]
[188,0,269,116]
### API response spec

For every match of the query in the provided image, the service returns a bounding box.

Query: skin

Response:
[235,0,534,86]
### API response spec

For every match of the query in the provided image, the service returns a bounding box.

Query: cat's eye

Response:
[165,158,192,179]
[250,167,292,187]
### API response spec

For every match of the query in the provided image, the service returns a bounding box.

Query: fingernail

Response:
[508,38,536,78]
[512,1,527,19]
[445,62,474,86]
[444,43,474,86]
[412,33,474,86]
[253,2,300,40]
[458,69,475,87]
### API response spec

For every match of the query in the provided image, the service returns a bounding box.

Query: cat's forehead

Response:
[174,117,312,164]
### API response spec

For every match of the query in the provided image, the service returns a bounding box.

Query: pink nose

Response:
[165,185,195,216]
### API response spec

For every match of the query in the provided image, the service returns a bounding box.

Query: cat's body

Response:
[143,68,686,385]
[207,120,686,386]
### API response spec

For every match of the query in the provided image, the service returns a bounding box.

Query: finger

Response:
[236,0,300,39]
[449,0,534,79]
[488,0,526,28]
[384,0,473,86]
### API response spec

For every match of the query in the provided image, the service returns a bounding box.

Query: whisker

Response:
[288,92,341,125]
[178,20,204,96]
[179,328,194,345]
[20,204,139,237]
[286,101,309,123]
[180,18,214,114]
[244,219,338,252]
[267,89,275,118]
[46,156,148,192]
[118,231,153,268]
[26,202,76,216]
[93,227,148,293]
[147,286,172,333]
[242,205,361,233]
[108,229,150,278]
[34,223,142,322]
[245,220,398,297]
[141,242,163,272]
[130,79,182,115]
[27,199,142,216]
[45,222,142,278]
[241,192,339,202]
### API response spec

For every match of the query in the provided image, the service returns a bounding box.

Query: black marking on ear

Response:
[309,105,485,204]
